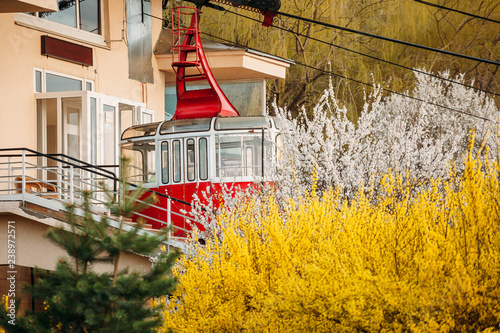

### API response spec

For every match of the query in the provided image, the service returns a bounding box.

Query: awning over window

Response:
[0,0,58,13]
[154,28,293,83]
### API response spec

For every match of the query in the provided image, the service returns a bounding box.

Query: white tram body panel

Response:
[121,116,281,236]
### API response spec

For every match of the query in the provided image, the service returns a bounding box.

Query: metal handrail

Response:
[0,148,117,178]
[0,148,202,238]
[0,148,199,207]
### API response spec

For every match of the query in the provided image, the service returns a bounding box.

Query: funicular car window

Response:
[121,141,156,184]
[172,140,182,183]
[215,116,270,130]
[161,142,169,184]
[160,118,211,134]
[121,122,160,140]
[199,138,208,181]
[186,138,196,181]
[216,134,263,177]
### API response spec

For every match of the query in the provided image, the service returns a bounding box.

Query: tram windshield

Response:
[121,122,160,140]
[121,140,156,184]
[215,116,270,130]
[216,133,273,178]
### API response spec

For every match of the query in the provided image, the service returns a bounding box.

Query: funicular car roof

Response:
[121,116,279,141]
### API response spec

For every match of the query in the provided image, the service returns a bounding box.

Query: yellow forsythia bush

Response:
[161,152,500,332]
[0,296,6,333]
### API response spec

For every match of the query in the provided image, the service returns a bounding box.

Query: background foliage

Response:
[168,0,500,118]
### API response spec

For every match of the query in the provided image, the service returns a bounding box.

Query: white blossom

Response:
[187,70,499,245]
[273,70,499,200]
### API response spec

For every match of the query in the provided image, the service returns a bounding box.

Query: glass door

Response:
[36,98,59,181]
[35,91,149,171]
[102,103,117,167]
[35,93,83,190]
[62,97,82,160]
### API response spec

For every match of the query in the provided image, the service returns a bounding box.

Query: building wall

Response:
[0,0,165,150]
[0,214,152,273]
[0,211,153,315]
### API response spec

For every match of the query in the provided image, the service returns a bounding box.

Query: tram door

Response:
[161,137,210,200]
[159,138,183,234]
[159,137,210,235]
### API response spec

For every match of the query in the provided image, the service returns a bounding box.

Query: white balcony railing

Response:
[0,148,197,250]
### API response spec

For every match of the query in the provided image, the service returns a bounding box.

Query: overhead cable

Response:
[274,10,500,67]
[228,10,500,98]
[412,0,500,24]
[143,11,496,123]
[197,30,495,123]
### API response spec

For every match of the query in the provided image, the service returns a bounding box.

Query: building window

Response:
[165,80,265,119]
[16,0,104,47]
[103,104,116,166]
[34,0,101,35]
[35,70,42,92]
[47,73,82,92]
[34,69,93,93]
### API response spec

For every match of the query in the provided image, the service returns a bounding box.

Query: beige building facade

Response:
[0,0,165,164]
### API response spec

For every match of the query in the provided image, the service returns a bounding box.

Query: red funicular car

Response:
[120,4,282,238]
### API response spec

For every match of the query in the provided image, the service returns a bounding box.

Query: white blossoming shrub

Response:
[273,70,499,200]
[188,71,499,241]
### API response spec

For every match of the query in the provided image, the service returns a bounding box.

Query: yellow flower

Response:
[159,150,500,332]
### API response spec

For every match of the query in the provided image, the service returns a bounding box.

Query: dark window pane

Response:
[162,142,169,184]
[199,138,208,180]
[173,140,181,183]
[80,0,100,34]
[46,73,82,92]
[186,138,195,182]
[39,0,76,28]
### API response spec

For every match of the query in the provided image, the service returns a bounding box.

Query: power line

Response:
[412,0,500,24]
[143,11,496,123]
[275,10,500,67]
[228,10,500,98]
[197,29,495,123]
[295,60,495,123]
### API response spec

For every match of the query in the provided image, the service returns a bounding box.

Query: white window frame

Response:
[34,68,94,93]
[137,106,154,125]
[35,91,146,169]
[14,2,106,48]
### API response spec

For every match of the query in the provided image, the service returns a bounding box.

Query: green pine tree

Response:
[0,163,179,332]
